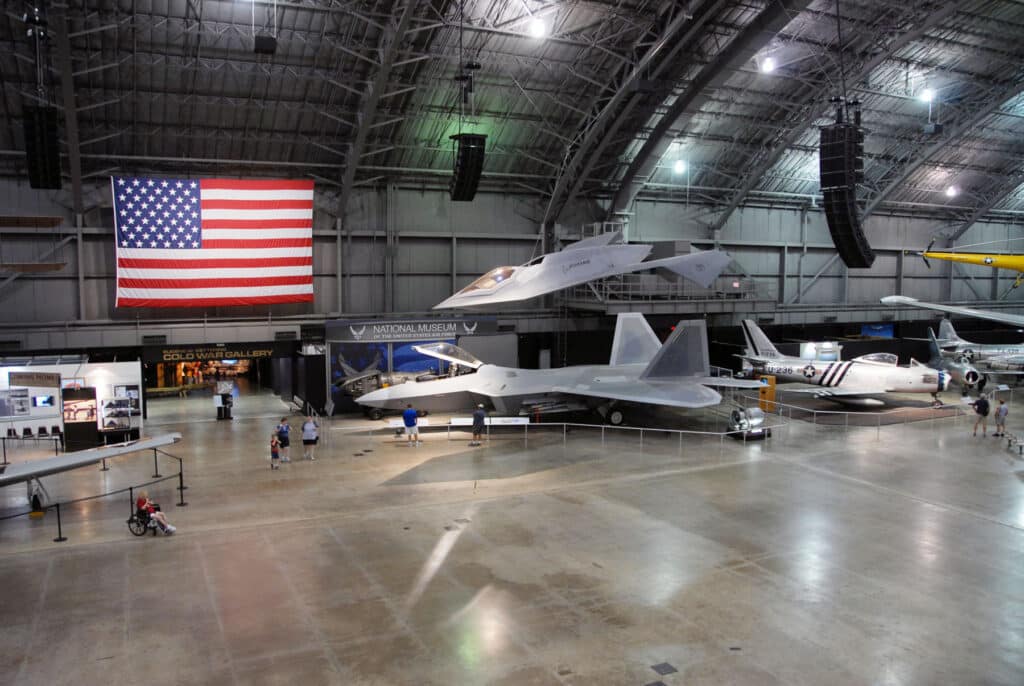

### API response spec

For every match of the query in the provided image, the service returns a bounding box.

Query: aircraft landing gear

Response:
[597,403,625,426]
[366,407,385,420]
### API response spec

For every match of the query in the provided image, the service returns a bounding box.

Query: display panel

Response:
[32,395,55,407]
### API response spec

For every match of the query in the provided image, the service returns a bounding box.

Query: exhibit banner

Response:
[8,371,61,388]
[327,317,497,343]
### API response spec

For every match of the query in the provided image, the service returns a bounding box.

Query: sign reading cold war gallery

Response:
[326,318,497,343]
[142,341,294,363]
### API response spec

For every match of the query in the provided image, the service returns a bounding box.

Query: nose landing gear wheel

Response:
[607,409,624,426]
[367,408,385,420]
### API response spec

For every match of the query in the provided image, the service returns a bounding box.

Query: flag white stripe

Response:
[119,266,312,279]
[117,285,313,299]
[117,247,312,260]
[202,228,312,240]
[200,209,313,221]
[199,189,314,201]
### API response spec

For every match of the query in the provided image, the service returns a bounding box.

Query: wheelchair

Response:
[127,507,167,536]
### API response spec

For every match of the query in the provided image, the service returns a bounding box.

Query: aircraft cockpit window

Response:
[460,267,517,293]
[855,352,898,365]
[411,342,484,369]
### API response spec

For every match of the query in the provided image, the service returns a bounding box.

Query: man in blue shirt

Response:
[402,404,420,446]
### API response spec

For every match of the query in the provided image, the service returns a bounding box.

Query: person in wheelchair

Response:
[136,489,176,534]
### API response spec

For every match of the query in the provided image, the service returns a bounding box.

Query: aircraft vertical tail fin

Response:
[609,313,662,366]
[640,320,710,379]
[740,320,782,359]
[938,319,963,342]
[927,327,942,366]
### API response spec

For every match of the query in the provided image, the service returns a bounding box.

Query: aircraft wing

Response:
[880,295,1024,328]
[631,249,733,289]
[551,378,724,409]
[563,231,622,250]
[0,433,181,488]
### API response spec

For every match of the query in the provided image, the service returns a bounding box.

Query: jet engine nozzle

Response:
[964,369,980,386]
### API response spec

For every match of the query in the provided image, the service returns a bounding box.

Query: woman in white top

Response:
[301,416,319,460]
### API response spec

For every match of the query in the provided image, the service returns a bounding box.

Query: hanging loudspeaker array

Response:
[23,105,62,190]
[449,134,486,202]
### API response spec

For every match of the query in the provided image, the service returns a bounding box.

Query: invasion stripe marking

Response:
[818,362,836,386]
[833,361,854,387]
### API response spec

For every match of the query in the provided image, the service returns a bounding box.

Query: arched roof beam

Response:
[707,2,959,236]
[542,0,731,225]
[605,0,812,224]
[336,0,418,221]
[863,76,1024,220]
[944,170,1024,244]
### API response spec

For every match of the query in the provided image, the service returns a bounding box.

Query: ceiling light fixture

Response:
[945,185,958,198]
[673,159,686,174]
[760,57,775,73]
[528,18,546,38]
[919,88,935,103]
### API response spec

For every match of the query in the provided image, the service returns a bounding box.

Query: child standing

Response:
[270,434,281,469]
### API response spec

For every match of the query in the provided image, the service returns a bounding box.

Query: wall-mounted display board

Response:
[0,388,30,417]
[62,387,99,451]
[114,385,141,416]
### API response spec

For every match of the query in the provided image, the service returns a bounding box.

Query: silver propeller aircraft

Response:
[433,231,732,309]
[936,319,1024,374]
[739,320,949,406]
[356,314,761,425]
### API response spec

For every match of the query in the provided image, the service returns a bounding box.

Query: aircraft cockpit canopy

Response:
[411,342,484,369]
[459,266,517,294]
[854,352,898,366]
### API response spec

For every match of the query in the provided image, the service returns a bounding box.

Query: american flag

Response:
[111,176,314,307]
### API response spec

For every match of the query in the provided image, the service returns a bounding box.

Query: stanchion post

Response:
[176,467,188,507]
[562,424,566,445]
[100,457,109,472]
[2,437,6,465]
[129,486,135,517]
[152,448,161,478]
[53,503,67,542]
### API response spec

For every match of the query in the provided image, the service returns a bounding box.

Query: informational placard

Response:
[327,317,497,343]
[8,371,61,388]
[0,388,30,417]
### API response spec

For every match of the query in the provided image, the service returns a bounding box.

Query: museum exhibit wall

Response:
[0,361,143,438]
[1,177,1022,329]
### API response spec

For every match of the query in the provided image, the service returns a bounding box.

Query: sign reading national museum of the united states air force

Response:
[326,318,498,343]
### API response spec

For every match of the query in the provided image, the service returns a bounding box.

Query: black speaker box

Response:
[254,33,277,54]
[819,123,860,190]
[823,187,875,268]
[449,133,486,201]
[23,105,62,189]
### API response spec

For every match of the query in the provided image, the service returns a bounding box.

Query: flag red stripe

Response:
[118,257,312,269]
[119,276,313,289]
[202,238,312,249]
[200,199,313,210]
[201,219,313,229]
[117,294,314,307]
[199,179,314,190]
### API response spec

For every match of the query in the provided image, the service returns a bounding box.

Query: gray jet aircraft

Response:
[434,231,732,309]
[926,326,986,394]
[739,320,949,406]
[356,314,761,425]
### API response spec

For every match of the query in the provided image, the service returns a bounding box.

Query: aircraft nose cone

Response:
[356,387,389,406]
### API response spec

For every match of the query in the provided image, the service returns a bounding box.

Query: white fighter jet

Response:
[934,319,1024,375]
[433,231,733,309]
[0,433,182,506]
[739,320,948,406]
[356,314,761,425]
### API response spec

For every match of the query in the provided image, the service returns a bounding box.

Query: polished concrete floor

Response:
[1,388,1023,685]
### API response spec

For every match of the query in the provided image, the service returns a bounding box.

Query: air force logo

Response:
[984,257,994,265]
[462,322,478,334]
[349,325,366,340]
[802,364,817,379]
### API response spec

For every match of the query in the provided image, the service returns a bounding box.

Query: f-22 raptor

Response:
[356,314,761,425]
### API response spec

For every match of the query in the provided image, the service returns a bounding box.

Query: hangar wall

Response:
[1,177,1022,340]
